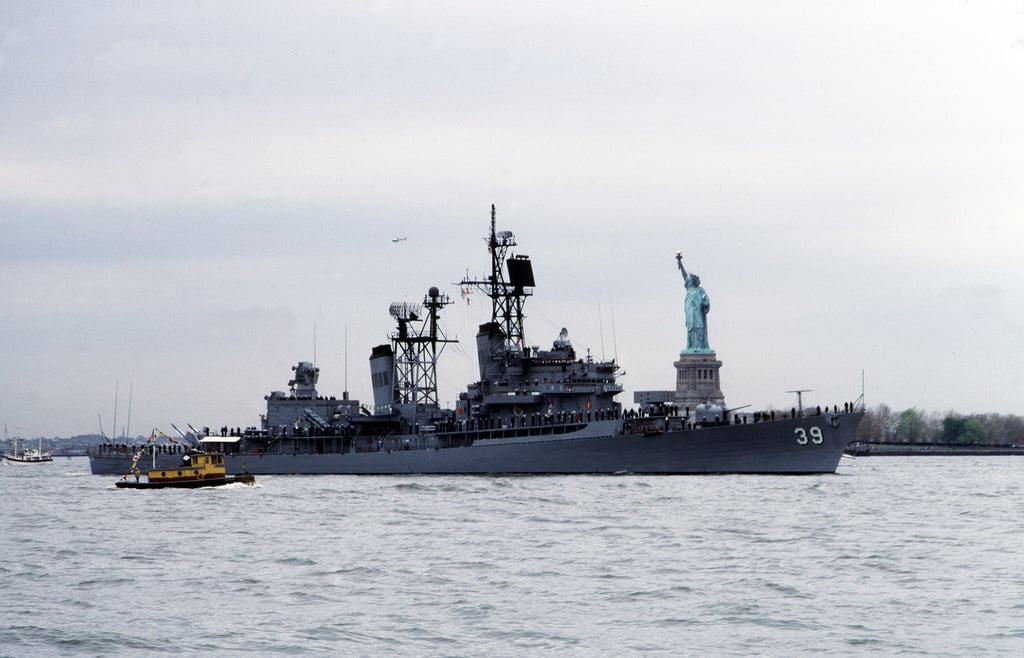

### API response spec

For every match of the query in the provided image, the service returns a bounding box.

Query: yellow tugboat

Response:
[115,451,256,489]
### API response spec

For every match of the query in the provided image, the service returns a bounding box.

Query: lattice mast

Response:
[389,287,454,414]
[460,204,534,351]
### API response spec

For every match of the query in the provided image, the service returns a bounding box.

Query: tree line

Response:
[855,405,1024,446]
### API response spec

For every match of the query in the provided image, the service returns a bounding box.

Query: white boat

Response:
[2,434,54,464]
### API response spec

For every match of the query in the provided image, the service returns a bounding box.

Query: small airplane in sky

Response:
[392,236,407,243]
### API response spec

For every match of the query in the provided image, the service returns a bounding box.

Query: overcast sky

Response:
[2,1,1023,438]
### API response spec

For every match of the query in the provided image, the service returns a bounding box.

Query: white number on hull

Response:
[794,426,824,445]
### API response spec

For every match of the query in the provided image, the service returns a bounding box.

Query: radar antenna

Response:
[786,389,813,416]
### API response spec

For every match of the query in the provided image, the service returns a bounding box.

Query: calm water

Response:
[2,456,1022,656]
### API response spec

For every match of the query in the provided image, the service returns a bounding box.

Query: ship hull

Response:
[89,451,185,475]
[90,413,861,475]
[2,456,54,464]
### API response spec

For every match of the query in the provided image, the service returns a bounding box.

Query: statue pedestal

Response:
[674,352,725,410]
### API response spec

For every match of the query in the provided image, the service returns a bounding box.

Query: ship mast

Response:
[389,287,455,419]
[461,204,535,351]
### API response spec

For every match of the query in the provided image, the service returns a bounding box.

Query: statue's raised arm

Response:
[675,251,688,283]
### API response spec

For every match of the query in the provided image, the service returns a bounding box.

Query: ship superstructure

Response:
[456,205,622,430]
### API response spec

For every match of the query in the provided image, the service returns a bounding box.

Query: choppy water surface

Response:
[2,456,1022,656]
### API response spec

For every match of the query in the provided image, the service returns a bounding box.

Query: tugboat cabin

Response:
[147,453,227,483]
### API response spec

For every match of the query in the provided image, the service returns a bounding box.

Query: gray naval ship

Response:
[91,207,862,476]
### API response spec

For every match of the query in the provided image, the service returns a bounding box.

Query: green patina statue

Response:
[676,252,712,353]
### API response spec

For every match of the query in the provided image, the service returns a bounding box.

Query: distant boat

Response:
[2,435,54,464]
[115,450,255,489]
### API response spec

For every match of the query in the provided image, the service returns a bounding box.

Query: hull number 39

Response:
[794,427,824,445]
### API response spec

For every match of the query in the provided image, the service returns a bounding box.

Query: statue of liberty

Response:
[675,252,712,353]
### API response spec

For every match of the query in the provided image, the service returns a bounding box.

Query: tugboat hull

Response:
[115,474,256,489]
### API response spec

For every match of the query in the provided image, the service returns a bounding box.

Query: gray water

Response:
[2,456,1022,656]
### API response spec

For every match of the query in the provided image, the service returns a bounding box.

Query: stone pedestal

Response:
[674,351,725,410]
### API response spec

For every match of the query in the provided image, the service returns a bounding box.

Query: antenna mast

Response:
[853,369,865,411]
[459,204,535,351]
[389,287,456,423]
[126,382,133,441]
[112,381,119,441]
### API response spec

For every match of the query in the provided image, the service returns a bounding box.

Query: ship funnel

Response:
[476,322,505,382]
[369,344,395,413]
